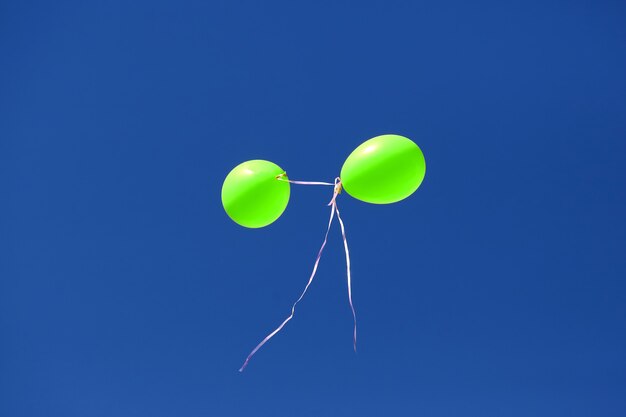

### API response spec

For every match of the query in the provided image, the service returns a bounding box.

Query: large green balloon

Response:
[222,160,290,228]
[340,134,426,204]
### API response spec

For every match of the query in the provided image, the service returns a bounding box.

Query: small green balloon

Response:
[340,134,426,204]
[222,160,290,228]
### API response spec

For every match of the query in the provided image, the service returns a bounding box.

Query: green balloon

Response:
[222,160,290,228]
[340,134,426,204]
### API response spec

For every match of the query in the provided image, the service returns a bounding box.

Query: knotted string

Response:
[238,173,357,372]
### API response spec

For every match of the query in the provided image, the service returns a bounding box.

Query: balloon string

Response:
[238,178,338,372]
[275,172,335,186]
[238,176,356,371]
[334,202,357,352]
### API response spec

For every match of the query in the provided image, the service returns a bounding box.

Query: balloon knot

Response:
[334,177,342,195]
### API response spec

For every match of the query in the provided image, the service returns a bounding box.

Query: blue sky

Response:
[1,1,625,416]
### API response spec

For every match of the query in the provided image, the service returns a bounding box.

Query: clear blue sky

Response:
[1,1,625,416]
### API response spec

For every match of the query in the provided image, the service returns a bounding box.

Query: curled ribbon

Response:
[238,173,357,372]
